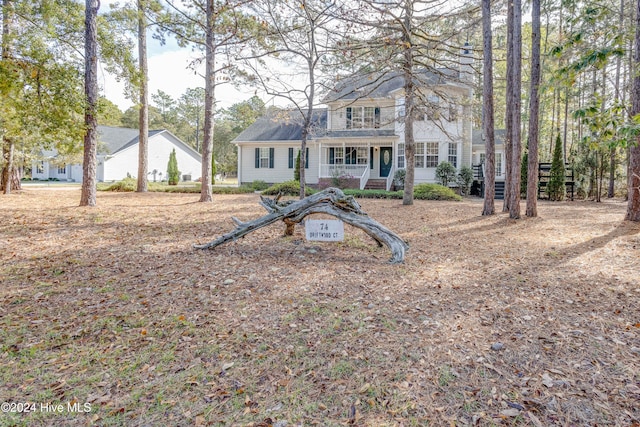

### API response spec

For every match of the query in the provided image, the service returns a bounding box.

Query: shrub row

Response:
[100,178,461,201]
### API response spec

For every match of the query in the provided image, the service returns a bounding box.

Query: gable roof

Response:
[98,126,164,155]
[234,109,327,143]
[323,69,458,103]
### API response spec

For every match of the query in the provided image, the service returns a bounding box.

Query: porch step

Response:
[495,181,505,199]
[364,179,387,190]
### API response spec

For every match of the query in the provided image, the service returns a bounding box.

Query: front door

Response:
[380,147,392,177]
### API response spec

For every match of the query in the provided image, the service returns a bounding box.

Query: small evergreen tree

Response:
[294,150,301,181]
[167,148,180,185]
[520,151,528,197]
[548,134,565,201]
[456,165,474,195]
[435,161,456,187]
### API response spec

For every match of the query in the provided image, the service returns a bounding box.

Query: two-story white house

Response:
[234,54,477,190]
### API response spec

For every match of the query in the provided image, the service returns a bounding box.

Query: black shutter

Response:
[255,148,260,168]
[346,107,352,129]
[288,148,294,168]
[370,147,374,169]
[374,107,380,128]
[329,147,335,164]
[305,148,309,168]
[269,148,274,168]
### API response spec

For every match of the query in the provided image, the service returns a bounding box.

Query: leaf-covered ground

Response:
[1,189,639,427]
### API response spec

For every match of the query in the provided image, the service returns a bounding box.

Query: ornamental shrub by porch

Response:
[435,161,456,187]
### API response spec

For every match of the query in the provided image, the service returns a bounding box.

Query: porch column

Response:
[318,141,322,179]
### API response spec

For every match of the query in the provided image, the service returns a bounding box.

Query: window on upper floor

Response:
[346,106,380,129]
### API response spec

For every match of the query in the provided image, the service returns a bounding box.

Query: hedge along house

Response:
[32,126,202,183]
[234,48,474,190]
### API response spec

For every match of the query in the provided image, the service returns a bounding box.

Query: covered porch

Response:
[316,140,396,190]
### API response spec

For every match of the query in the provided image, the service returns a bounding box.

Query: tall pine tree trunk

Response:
[402,3,415,206]
[1,0,20,194]
[526,0,541,217]
[80,0,99,207]
[481,0,495,216]
[625,0,640,221]
[200,0,215,203]
[508,0,523,219]
[137,0,149,193]
[503,0,513,212]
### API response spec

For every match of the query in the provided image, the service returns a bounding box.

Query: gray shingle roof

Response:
[323,69,457,102]
[97,126,164,154]
[472,129,506,146]
[234,109,327,143]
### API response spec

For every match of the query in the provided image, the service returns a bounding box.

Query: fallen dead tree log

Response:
[194,187,409,263]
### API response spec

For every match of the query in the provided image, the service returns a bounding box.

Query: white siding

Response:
[238,143,319,185]
[103,133,201,182]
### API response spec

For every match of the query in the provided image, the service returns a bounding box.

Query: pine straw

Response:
[0,189,639,427]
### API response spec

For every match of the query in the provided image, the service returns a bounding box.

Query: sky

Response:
[99,35,262,112]
[98,0,268,112]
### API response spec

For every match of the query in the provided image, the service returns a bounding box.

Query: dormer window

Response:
[346,106,380,129]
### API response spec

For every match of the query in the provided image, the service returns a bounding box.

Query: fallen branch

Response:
[194,187,408,263]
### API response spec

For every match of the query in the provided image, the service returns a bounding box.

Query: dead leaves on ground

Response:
[0,191,639,426]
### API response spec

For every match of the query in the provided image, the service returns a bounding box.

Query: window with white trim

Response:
[448,143,457,168]
[397,143,405,169]
[346,106,380,129]
[425,142,439,167]
[356,147,368,164]
[36,161,44,174]
[480,152,503,176]
[57,164,66,175]
[415,143,425,168]
[259,148,270,168]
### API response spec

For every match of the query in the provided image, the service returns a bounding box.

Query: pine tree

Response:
[167,148,180,185]
[548,134,565,201]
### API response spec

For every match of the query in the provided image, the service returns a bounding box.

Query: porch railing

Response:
[385,165,395,191]
[320,164,369,190]
[360,166,370,190]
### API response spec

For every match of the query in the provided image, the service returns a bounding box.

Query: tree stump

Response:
[194,187,409,263]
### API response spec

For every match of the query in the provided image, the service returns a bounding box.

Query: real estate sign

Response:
[305,219,344,241]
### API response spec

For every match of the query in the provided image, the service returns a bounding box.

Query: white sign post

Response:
[305,219,344,241]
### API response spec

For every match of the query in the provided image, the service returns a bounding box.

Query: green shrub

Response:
[343,189,403,199]
[250,180,269,191]
[456,165,474,195]
[393,168,406,189]
[548,134,565,201]
[294,150,301,181]
[262,180,315,196]
[167,148,180,185]
[414,183,462,201]
[435,161,456,187]
[104,177,137,192]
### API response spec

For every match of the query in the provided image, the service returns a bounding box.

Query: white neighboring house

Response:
[234,48,477,190]
[32,126,202,182]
